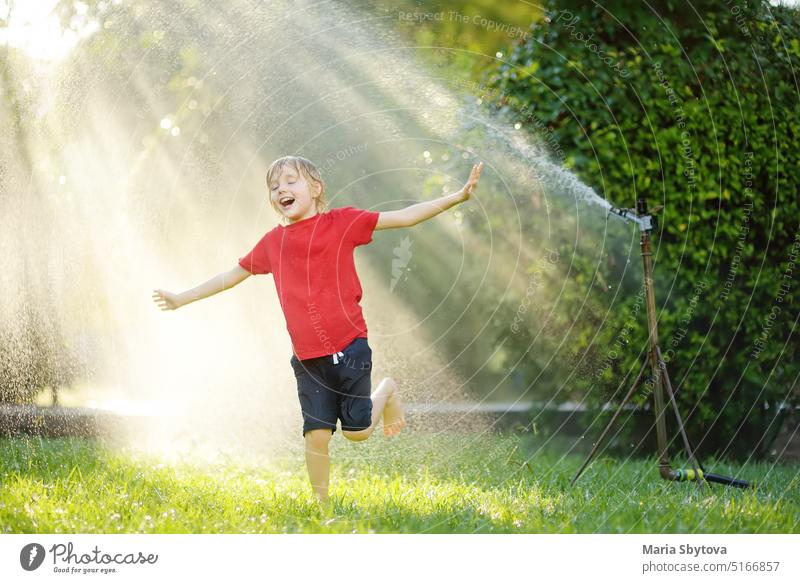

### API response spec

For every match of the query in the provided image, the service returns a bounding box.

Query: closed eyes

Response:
[271,179,297,190]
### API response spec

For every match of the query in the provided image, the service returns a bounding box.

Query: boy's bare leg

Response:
[342,377,406,442]
[304,429,333,505]
[382,379,406,436]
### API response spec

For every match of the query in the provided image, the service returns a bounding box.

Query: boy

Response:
[153,155,483,505]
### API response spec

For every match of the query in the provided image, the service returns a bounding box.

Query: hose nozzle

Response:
[608,205,656,232]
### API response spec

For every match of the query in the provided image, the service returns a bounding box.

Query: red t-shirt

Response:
[238,206,380,360]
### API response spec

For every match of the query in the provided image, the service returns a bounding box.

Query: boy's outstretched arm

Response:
[152,264,251,310]
[375,162,483,231]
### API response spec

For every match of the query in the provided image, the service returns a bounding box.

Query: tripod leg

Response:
[570,359,648,487]
[656,347,708,491]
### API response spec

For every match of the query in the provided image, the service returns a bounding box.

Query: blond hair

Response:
[266,156,327,220]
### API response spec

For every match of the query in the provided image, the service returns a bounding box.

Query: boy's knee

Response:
[342,429,371,442]
[305,428,333,450]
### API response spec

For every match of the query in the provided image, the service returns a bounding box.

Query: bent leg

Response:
[304,428,333,504]
[342,377,405,441]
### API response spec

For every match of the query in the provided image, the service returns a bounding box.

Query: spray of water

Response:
[0,0,618,459]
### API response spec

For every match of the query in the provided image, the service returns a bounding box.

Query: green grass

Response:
[1,433,798,533]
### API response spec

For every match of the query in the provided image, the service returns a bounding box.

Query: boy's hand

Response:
[152,289,184,311]
[456,162,484,202]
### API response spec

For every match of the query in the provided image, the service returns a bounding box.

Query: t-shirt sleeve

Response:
[336,206,380,247]
[238,232,272,275]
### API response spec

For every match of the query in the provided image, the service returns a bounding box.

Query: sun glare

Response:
[0,0,98,62]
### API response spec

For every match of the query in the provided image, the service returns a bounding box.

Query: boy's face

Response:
[269,165,320,223]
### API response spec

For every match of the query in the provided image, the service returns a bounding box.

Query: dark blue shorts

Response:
[290,336,373,436]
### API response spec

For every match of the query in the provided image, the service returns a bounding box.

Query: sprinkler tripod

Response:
[570,198,752,490]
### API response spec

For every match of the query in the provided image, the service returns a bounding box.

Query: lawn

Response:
[1,433,797,533]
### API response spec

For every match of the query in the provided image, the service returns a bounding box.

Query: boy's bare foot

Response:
[382,385,406,437]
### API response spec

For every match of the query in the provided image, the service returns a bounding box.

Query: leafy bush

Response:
[485,0,799,459]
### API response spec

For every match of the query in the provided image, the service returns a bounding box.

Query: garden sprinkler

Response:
[570,198,752,490]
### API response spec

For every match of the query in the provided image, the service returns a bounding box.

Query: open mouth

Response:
[279,195,296,210]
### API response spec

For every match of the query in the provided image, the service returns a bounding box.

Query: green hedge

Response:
[485,0,799,458]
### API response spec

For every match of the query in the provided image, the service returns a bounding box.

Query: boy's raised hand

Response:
[152,289,183,311]
[458,162,484,202]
